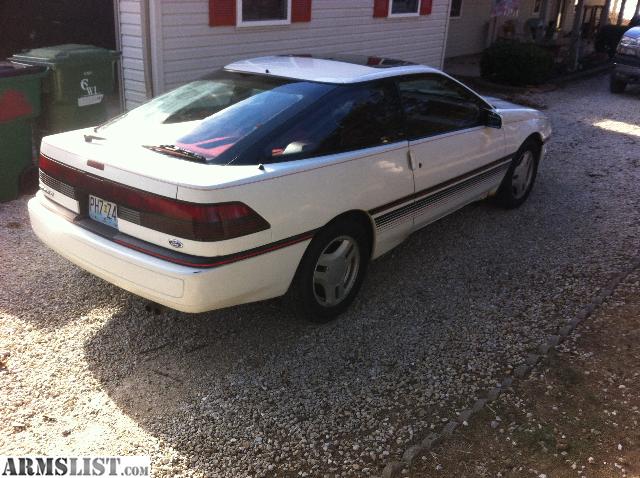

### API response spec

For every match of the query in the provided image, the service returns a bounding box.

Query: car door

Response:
[247,80,415,257]
[395,74,507,231]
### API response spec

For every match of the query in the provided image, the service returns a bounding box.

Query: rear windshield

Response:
[98,70,336,163]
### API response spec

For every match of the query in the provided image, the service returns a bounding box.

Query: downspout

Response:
[140,0,154,99]
[601,0,612,25]
[112,0,125,111]
[569,0,586,70]
[537,0,551,41]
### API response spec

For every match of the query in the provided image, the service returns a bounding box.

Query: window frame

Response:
[388,0,422,17]
[394,73,493,141]
[449,0,463,18]
[237,0,292,27]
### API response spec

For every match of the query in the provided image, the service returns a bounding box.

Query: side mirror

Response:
[483,109,502,129]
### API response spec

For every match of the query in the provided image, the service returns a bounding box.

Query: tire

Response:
[495,139,540,209]
[610,74,627,94]
[287,218,370,323]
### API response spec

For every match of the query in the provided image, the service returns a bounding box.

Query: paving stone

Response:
[526,353,540,366]
[382,462,403,478]
[421,433,442,450]
[539,343,552,355]
[472,398,487,413]
[514,365,530,378]
[487,387,501,401]
[402,445,426,466]
[547,335,562,346]
[559,325,573,337]
[442,421,458,437]
[457,409,473,423]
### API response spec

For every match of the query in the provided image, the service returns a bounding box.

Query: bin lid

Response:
[0,61,47,78]
[10,44,120,66]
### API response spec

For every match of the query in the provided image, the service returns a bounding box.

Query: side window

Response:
[397,75,485,140]
[263,82,404,162]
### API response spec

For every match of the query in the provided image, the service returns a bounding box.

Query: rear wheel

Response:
[610,74,627,94]
[495,139,540,209]
[288,218,370,322]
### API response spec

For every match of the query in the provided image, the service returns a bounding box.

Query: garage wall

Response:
[151,0,450,93]
[117,0,148,109]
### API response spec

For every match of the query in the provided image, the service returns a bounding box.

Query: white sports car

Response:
[29,55,552,321]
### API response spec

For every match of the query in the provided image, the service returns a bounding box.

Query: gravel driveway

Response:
[1,73,639,477]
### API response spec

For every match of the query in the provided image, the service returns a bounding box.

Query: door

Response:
[247,80,415,257]
[395,74,507,230]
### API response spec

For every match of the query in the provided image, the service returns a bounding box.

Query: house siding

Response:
[117,0,149,109]
[445,0,493,58]
[154,0,450,92]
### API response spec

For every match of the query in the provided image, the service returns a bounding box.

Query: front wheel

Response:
[495,140,540,209]
[287,218,370,323]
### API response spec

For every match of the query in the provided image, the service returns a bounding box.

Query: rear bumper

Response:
[28,193,308,313]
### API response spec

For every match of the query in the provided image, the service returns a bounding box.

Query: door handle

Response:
[408,150,417,171]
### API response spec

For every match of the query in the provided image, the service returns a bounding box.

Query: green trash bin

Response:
[11,44,120,138]
[0,61,47,202]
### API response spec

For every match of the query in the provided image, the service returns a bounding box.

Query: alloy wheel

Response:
[312,235,361,307]
[511,150,535,200]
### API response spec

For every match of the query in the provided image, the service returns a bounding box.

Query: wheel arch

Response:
[321,209,376,259]
[521,133,544,159]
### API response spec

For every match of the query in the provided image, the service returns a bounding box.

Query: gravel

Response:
[1,74,639,477]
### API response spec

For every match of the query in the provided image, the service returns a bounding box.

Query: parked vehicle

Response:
[610,27,640,93]
[28,55,552,321]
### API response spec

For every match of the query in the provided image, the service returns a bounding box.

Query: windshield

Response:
[98,70,335,163]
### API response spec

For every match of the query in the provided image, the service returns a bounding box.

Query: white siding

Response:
[118,0,148,109]
[445,0,493,57]
[154,0,450,92]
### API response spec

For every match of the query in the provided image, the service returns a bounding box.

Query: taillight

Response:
[39,154,270,241]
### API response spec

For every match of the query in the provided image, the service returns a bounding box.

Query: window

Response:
[238,0,291,25]
[259,82,404,163]
[397,75,486,139]
[99,71,334,164]
[450,0,462,17]
[389,0,421,16]
[373,0,432,17]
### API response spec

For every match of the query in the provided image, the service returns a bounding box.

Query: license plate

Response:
[89,195,118,229]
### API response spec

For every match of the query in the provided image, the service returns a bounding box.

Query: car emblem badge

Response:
[168,239,183,249]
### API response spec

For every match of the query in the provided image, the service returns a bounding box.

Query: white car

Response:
[29,55,552,321]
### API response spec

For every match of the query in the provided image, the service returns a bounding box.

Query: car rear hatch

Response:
[38,129,272,262]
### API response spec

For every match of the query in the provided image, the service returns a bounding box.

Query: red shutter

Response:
[373,0,389,17]
[420,0,433,15]
[209,0,236,26]
[292,0,312,22]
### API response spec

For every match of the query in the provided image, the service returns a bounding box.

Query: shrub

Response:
[595,24,630,58]
[480,40,554,86]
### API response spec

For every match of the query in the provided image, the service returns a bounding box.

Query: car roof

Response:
[224,54,439,84]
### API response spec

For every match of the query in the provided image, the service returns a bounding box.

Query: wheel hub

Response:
[312,235,360,307]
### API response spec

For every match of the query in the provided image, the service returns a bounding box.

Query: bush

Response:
[480,40,554,86]
[595,24,630,58]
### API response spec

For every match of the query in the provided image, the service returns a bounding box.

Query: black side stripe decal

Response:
[368,154,514,217]
[371,154,513,229]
